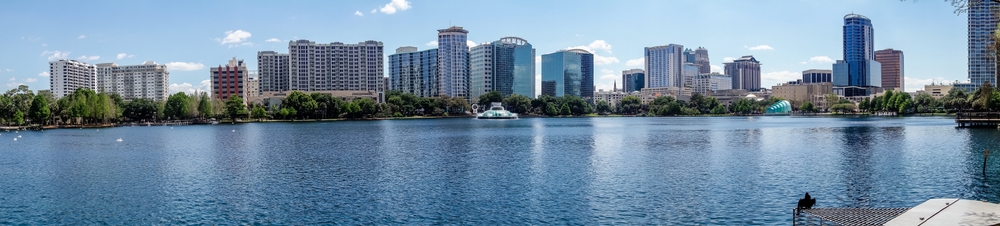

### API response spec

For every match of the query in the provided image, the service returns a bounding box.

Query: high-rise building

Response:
[875,48,904,91]
[833,13,881,96]
[541,49,594,100]
[257,40,384,98]
[389,46,438,97]
[48,59,96,98]
[725,55,761,91]
[683,48,696,65]
[645,44,684,88]
[682,63,699,87]
[257,51,289,95]
[621,69,645,93]
[694,47,710,74]
[693,72,731,95]
[469,37,535,100]
[437,26,470,99]
[246,71,259,98]
[288,40,384,92]
[969,0,1000,87]
[96,61,170,101]
[802,69,833,83]
[210,57,248,101]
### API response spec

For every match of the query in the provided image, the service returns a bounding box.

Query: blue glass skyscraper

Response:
[541,49,594,100]
[833,13,881,96]
[469,37,535,100]
[389,46,438,97]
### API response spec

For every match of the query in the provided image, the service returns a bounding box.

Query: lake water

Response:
[1,116,998,224]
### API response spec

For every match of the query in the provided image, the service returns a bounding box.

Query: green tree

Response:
[824,93,839,111]
[122,98,159,122]
[502,94,533,114]
[12,110,24,125]
[831,103,857,114]
[620,96,642,115]
[477,90,504,107]
[225,95,248,121]
[163,92,190,120]
[559,103,571,115]
[281,91,318,119]
[710,104,728,115]
[355,98,377,117]
[800,102,816,113]
[28,94,50,125]
[546,104,558,116]
[251,105,268,121]
[595,100,612,115]
[198,92,213,118]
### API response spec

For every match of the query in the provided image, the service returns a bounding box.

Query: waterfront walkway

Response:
[955,112,1000,127]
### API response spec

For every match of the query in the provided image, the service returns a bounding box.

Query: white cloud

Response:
[265,38,281,43]
[467,40,477,48]
[8,77,14,81]
[5,69,11,72]
[711,65,723,74]
[808,56,835,64]
[38,72,49,77]
[41,51,70,61]
[905,76,949,92]
[165,62,205,71]
[77,35,86,39]
[426,41,438,47]
[745,45,774,51]
[371,9,377,13]
[77,55,100,61]
[594,55,619,65]
[6,82,24,88]
[762,71,801,88]
[41,43,47,47]
[568,40,613,54]
[354,11,364,16]
[379,0,411,14]
[625,58,644,67]
[215,30,251,46]
[169,79,212,95]
[25,78,37,83]
[116,53,134,60]
[722,57,736,62]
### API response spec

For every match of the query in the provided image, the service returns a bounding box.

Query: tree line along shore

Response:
[2,82,994,129]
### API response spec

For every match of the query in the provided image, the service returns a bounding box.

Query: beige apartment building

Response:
[771,82,833,107]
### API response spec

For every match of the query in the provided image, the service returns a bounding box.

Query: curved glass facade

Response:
[766,100,792,114]
[841,14,880,87]
[469,37,536,100]
[541,49,593,100]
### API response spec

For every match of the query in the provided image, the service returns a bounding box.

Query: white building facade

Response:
[645,44,684,88]
[694,72,732,95]
[257,51,290,95]
[437,26,470,99]
[288,40,384,92]
[48,59,96,98]
[96,61,169,101]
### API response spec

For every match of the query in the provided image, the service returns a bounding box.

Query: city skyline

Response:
[0,0,968,94]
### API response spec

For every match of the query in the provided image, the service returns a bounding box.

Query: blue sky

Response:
[0,0,968,94]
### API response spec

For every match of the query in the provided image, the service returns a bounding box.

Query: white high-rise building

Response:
[246,70,259,98]
[437,26,470,99]
[96,61,170,101]
[645,44,684,88]
[48,59,96,98]
[288,40,384,92]
[257,51,290,95]
[694,72,732,95]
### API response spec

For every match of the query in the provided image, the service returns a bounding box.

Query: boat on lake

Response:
[477,102,518,119]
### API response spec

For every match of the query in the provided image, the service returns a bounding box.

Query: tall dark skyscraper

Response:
[724,55,761,91]
[875,48,904,91]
